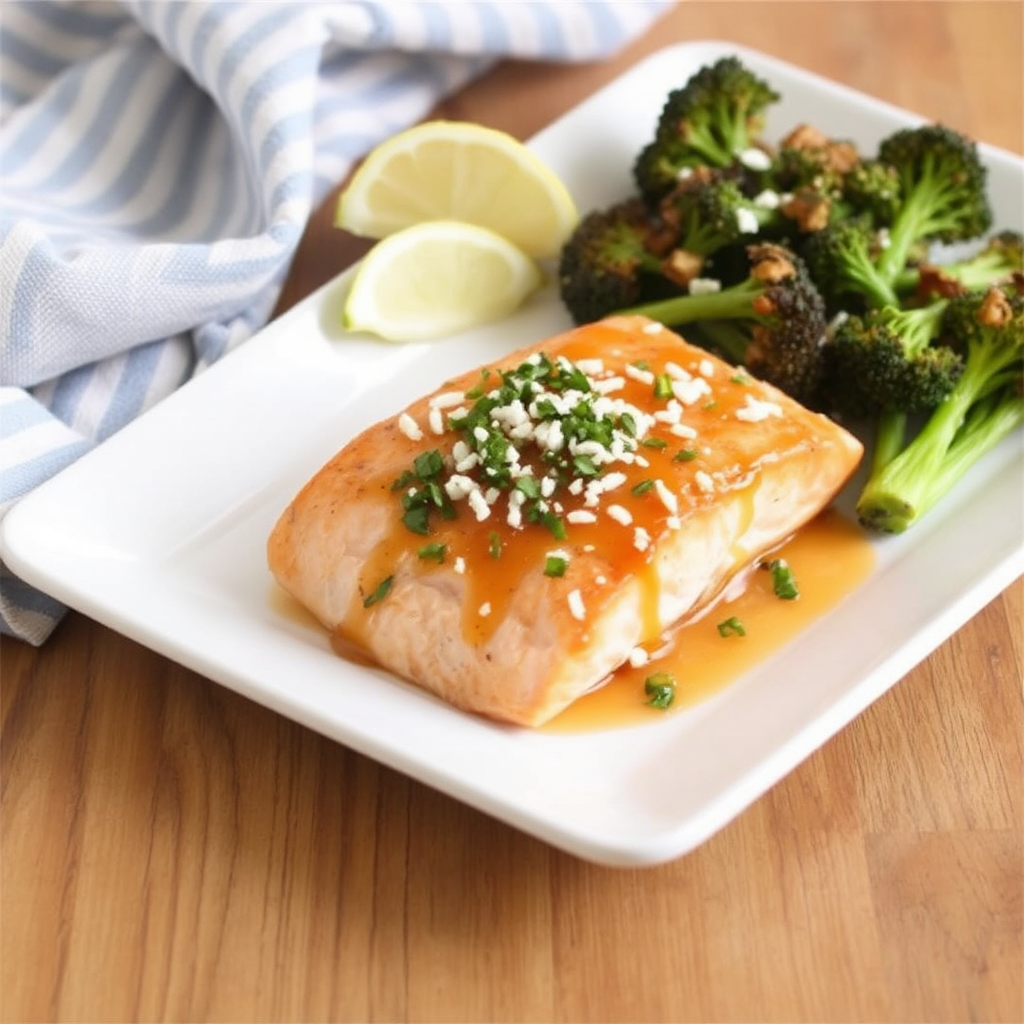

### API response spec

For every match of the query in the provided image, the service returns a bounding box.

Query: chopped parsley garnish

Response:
[488,531,503,559]
[514,476,541,500]
[394,447,454,535]
[764,558,800,600]
[363,575,394,607]
[673,448,699,462]
[654,373,674,399]
[391,351,663,545]
[717,616,746,637]
[402,506,431,536]
[644,672,677,709]
[413,449,444,479]
[631,479,655,496]
[544,554,569,577]
[537,509,567,540]
[417,543,447,563]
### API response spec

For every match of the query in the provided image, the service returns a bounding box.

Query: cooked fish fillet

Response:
[267,315,863,726]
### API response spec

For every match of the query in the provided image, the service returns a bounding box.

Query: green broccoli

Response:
[820,302,963,470]
[800,125,992,315]
[660,175,783,261]
[800,219,901,313]
[769,124,865,232]
[896,229,1024,300]
[856,285,1024,533]
[557,197,680,324]
[633,56,780,203]
[615,243,829,404]
[872,124,993,284]
[772,124,860,197]
[841,158,903,226]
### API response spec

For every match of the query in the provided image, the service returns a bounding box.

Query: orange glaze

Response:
[342,328,822,654]
[542,508,876,732]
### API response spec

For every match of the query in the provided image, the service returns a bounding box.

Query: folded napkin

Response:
[0,0,673,644]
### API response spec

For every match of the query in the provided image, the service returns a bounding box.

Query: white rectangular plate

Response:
[4,42,1022,866]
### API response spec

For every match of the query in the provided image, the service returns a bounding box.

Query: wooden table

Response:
[3,3,1022,1020]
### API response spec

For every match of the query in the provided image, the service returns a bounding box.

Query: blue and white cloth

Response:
[0,0,672,644]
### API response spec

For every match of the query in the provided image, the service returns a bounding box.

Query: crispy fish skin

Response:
[268,316,863,726]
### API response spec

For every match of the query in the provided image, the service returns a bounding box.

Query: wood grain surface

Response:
[3,3,1022,1021]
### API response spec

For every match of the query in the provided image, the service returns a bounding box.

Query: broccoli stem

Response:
[940,394,1024,488]
[875,174,960,285]
[856,347,1022,532]
[871,410,910,475]
[845,255,900,310]
[619,277,762,327]
[686,127,736,168]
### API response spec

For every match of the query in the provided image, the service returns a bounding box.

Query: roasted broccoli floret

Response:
[616,243,829,404]
[799,126,992,314]
[800,219,901,313]
[558,197,680,324]
[872,123,993,284]
[658,175,783,271]
[841,158,903,226]
[898,229,1024,300]
[772,123,861,196]
[633,56,780,203]
[821,302,963,471]
[769,123,864,233]
[822,302,961,417]
[856,286,1024,533]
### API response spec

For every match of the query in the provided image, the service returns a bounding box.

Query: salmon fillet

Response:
[267,315,863,726]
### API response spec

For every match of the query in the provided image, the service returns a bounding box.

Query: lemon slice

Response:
[336,121,578,259]
[343,220,544,342]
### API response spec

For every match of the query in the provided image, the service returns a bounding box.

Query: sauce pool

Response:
[541,508,876,732]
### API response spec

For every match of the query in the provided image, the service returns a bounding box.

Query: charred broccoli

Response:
[633,56,779,203]
[856,286,1024,532]
[821,301,963,471]
[557,197,680,324]
[657,175,784,274]
[822,302,961,418]
[772,124,861,196]
[800,219,901,313]
[897,229,1024,301]
[663,177,767,250]
[799,126,991,314]
[615,243,828,404]
[769,124,866,233]
[558,181,785,326]
[555,58,1021,536]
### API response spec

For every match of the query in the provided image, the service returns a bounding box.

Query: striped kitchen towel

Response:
[0,0,673,644]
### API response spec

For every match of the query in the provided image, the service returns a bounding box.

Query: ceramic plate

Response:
[4,42,1022,866]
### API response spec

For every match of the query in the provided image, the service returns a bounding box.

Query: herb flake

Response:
[363,575,394,607]
[644,672,677,709]
[764,558,800,600]
[717,616,746,637]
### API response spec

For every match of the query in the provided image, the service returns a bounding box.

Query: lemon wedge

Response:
[336,120,578,259]
[342,220,544,342]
